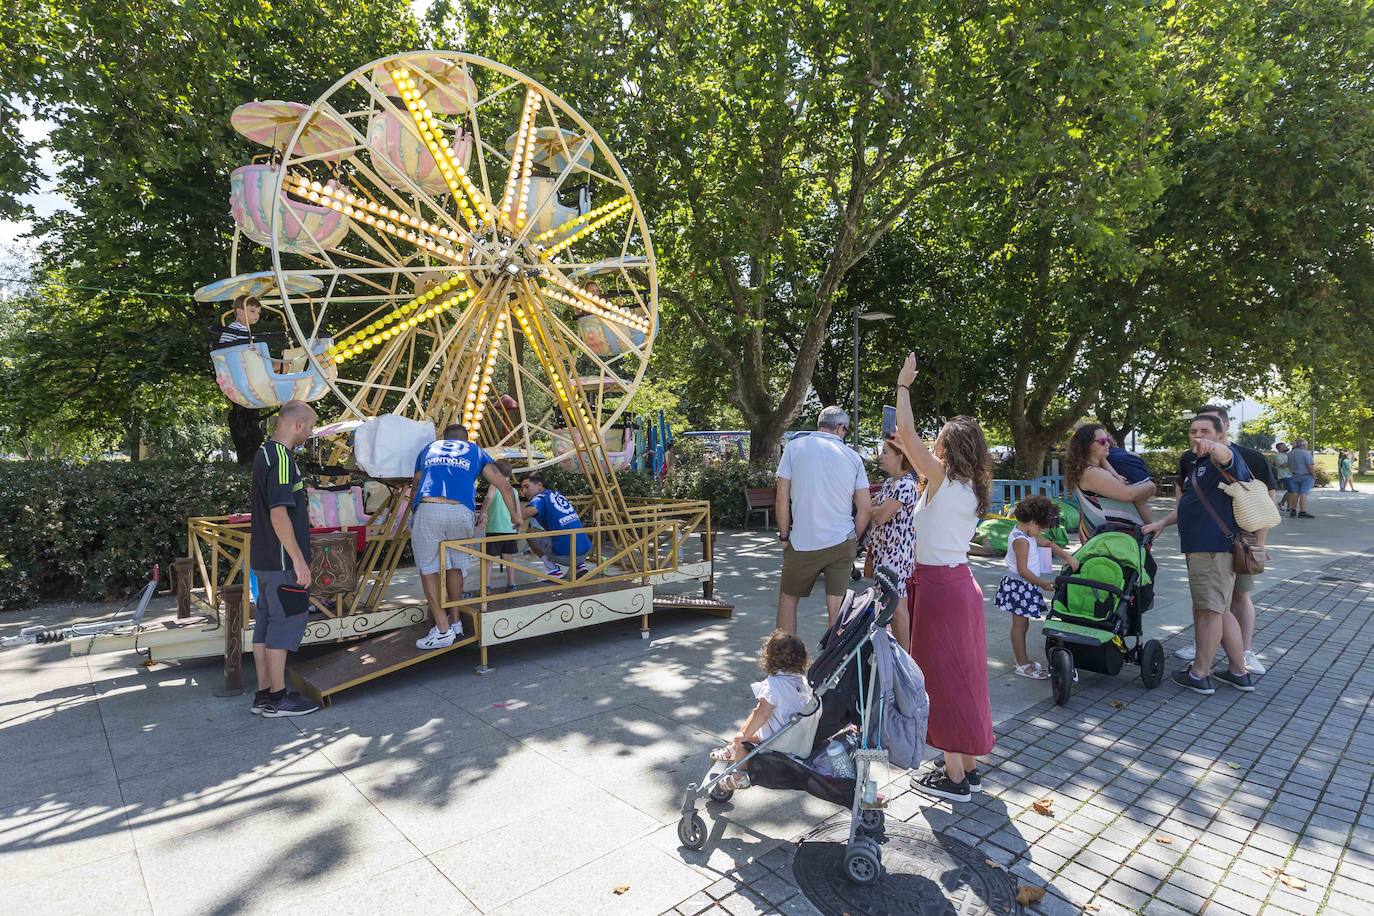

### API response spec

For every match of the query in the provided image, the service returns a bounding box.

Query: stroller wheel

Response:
[1049,647,1073,706]
[677,813,707,851]
[708,782,735,803]
[858,808,885,835]
[1140,639,1165,688]
[844,841,882,885]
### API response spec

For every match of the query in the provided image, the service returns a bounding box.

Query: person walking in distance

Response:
[1173,405,1274,675]
[1272,442,1294,513]
[248,400,321,718]
[1287,439,1316,518]
[1144,413,1254,695]
[410,425,517,650]
[893,353,995,803]
[1339,451,1356,492]
[774,407,872,634]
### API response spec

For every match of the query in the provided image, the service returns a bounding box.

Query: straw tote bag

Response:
[1219,466,1282,532]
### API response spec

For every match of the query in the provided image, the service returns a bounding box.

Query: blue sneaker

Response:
[1171,668,1216,695]
[1213,669,1256,692]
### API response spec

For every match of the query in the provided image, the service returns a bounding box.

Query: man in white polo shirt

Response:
[776,406,872,633]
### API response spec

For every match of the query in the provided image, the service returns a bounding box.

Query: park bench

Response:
[745,487,777,528]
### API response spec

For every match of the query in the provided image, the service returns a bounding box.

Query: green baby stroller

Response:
[1043,529,1165,705]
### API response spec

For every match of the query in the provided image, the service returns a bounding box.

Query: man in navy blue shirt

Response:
[1144,414,1254,695]
[410,425,517,650]
[520,472,592,578]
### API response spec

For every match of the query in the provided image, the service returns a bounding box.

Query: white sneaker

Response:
[1243,650,1266,675]
[542,560,562,576]
[1174,644,1196,661]
[416,626,457,650]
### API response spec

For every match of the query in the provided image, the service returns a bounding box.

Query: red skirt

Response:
[910,563,994,756]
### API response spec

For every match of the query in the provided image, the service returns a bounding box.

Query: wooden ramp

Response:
[289,622,477,704]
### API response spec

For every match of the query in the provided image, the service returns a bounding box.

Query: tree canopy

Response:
[3,0,1371,470]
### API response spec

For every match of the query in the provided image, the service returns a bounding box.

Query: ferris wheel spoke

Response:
[500,88,543,224]
[333,90,483,251]
[387,63,496,230]
[539,272,650,334]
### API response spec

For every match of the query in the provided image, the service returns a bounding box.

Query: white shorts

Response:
[411,502,476,575]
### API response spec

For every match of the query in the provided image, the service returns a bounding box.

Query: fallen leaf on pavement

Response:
[1281,875,1308,891]
[1107,700,1125,709]
[1084,904,1102,913]
[1031,797,1055,816]
[1153,835,1172,845]
[984,858,1004,870]
[1016,884,1046,906]
[1263,866,1283,880]
[1227,761,1240,769]
[612,885,630,895]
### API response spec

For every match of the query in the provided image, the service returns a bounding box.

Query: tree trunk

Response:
[749,417,790,469]
[1359,419,1371,473]
[126,414,141,463]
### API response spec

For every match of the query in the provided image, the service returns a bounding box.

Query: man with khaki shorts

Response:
[1144,414,1254,695]
[775,407,872,634]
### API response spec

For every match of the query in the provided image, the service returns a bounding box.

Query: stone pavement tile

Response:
[1172,856,1225,885]
[1056,861,1107,893]
[0,848,151,916]
[1266,887,1322,913]
[118,742,339,849]
[0,702,118,809]
[1141,899,1193,916]
[518,704,728,823]
[273,857,479,916]
[756,843,796,872]
[134,765,420,916]
[747,871,798,906]
[1096,878,1151,911]
[428,789,657,910]
[494,839,706,916]
[704,875,744,900]
[0,778,133,886]
[675,892,716,915]
[717,889,771,916]
[1326,890,1374,914]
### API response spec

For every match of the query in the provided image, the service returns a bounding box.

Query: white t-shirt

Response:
[913,478,978,566]
[751,672,812,741]
[776,431,868,551]
[1004,527,1049,579]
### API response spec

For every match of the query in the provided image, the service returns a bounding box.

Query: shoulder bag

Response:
[1192,466,1266,574]
[1218,466,1282,532]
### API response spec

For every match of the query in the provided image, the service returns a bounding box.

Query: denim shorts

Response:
[1290,474,1315,495]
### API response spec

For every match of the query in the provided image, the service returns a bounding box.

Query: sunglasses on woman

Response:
[1094,436,1114,446]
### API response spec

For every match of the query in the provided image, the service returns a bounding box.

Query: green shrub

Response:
[663,455,778,527]
[0,461,249,610]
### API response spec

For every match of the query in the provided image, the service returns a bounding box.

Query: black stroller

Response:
[678,568,910,885]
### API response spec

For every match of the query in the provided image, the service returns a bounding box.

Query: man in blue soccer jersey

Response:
[519,471,592,578]
[411,425,517,650]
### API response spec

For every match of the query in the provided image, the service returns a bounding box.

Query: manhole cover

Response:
[793,820,1020,915]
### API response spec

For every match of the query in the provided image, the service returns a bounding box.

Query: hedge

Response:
[0,461,250,610]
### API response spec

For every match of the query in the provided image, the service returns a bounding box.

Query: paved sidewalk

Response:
[664,547,1374,915]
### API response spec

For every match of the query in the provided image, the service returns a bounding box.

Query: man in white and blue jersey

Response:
[519,472,591,577]
[410,425,517,650]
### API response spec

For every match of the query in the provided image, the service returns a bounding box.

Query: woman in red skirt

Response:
[893,353,994,802]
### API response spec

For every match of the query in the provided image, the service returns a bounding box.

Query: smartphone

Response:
[881,405,897,441]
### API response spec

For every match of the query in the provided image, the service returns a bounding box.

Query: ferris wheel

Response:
[218,51,657,473]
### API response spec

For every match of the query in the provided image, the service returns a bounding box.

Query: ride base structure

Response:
[63,50,734,701]
[72,490,728,703]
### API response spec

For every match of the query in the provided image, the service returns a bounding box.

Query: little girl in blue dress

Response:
[995,495,1079,679]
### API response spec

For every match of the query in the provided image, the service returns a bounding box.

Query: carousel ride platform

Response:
[71,500,730,701]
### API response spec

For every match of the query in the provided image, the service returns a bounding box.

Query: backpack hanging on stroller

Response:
[677,567,928,886]
[1043,528,1165,705]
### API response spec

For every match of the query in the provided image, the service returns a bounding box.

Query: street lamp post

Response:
[852,307,895,451]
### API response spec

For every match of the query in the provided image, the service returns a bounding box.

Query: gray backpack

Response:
[867,627,929,769]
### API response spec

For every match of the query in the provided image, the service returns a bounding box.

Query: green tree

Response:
[5,0,424,456]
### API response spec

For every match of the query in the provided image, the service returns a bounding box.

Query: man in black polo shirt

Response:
[1173,405,1275,676]
[249,399,320,717]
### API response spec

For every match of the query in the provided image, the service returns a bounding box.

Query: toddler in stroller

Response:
[678,568,929,886]
[707,630,813,791]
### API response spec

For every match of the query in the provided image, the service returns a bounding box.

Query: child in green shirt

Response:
[481,459,520,588]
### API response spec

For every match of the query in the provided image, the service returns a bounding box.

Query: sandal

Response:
[1014,662,1049,680]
